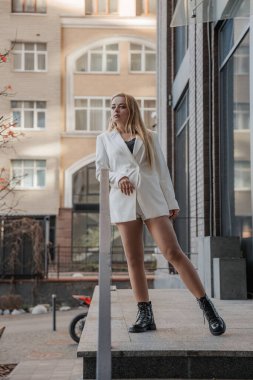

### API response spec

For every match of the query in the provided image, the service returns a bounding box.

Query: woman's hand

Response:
[169,209,180,220]
[118,176,135,196]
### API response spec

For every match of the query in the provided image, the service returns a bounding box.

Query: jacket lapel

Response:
[109,130,144,164]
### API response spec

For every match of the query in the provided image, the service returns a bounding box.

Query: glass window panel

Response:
[36,160,46,168]
[75,110,87,130]
[106,54,118,71]
[76,54,88,72]
[235,161,251,190]
[37,54,46,70]
[143,99,156,108]
[106,43,118,51]
[90,53,102,71]
[91,46,103,52]
[12,168,22,179]
[145,54,156,71]
[13,53,22,70]
[12,160,22,168]
[130,43,141,51]
[24,160,34,167]
[75,99,87,107]
[37,43,46,51]
[36,101,46,109]
[24,169,34,186]
[24,43,34,51]
[144,110,155,129]
[24,110,34,128]
[12,0,23,12]
[90,99,103,107]
[148,0,156,14]
[175,26,188,73]
[24,0,35,12]
[37,0,46,13]
[24,53,35,70]
[13,111,21,127]
[106,110,111,123]
[105,99,111,107]
[131,54,142,71]
[37,170,45,186]
[24,101,34,108]
[37,112,45,128]
[234,103,250,130]
[109,0,118,13]
[11,101,21,108]
[98,0,106,13]
[90,110,103,131]
[85,0,93,14]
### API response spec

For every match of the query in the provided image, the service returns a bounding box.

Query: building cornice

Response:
[61,16,156,29]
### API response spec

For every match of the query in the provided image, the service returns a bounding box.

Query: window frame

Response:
[74,96,156,133]
[129,43,156,73]
[11,100,47,130]
[75,43,119,74]
[12,42,47,72]
[136,0,156,16]
[11,159,47,190]
[85,0,118,15]
[12,0,47,14]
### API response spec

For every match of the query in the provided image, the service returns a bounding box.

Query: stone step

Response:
[77,287,253,379]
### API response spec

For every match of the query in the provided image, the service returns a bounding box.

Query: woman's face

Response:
[111,96,130,127]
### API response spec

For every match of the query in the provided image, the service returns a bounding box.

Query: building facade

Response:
[157,0,253,294]
[0,0,156,274]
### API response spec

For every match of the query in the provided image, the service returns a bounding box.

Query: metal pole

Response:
[52,294,56,331]
[96,168,111,380]
[44,216,50,277]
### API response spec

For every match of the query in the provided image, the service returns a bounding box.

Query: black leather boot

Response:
[128,301,157,333]
[197,294,226,336]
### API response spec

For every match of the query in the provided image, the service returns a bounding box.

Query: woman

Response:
[96,93,226,336]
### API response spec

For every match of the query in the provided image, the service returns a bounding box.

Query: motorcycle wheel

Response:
[69,312,88,343]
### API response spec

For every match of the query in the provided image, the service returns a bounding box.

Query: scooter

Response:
[69,295,91,343]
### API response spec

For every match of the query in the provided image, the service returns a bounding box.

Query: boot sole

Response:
[128,323,157,333]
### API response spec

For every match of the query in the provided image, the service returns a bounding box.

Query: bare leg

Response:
[116,219,149,302]
[145,216,205,299]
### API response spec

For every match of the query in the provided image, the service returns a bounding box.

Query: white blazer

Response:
[96,130,179,223]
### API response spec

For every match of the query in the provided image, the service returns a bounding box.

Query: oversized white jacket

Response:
[96,130,179,223]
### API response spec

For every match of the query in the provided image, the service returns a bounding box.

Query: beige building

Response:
[0,0,156,268]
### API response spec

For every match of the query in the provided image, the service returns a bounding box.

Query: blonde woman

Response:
[96,93,226,336]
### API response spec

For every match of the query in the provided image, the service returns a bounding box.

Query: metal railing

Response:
[96,168,111,379]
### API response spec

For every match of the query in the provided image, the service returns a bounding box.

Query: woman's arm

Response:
[152,132,180,211]
[96,134,127,188]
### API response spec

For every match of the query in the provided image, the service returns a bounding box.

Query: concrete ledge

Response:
[78,287,253,379]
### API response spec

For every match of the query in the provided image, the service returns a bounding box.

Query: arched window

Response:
[75,43,119,73]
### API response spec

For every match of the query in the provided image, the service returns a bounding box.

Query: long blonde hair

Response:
[108,93,154,167]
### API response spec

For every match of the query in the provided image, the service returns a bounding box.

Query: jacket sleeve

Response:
[96,134,127,189]
[152,132,180,210]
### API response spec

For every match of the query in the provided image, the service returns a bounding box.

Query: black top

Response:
[125,138,136,154]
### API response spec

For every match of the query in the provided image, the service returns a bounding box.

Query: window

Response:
[74,97,156,132]
[136,0,156,15]
[12,42,47,72]
[220,27,252,240]
[136,99,156,129]
[12,160,46,188]
[130,43,156,72]
[174,90,189,254]
[75,98,111,132]
[85,0,118,15]
[76,43,119,73]
[11,101,46,129]
[12,0,46,13]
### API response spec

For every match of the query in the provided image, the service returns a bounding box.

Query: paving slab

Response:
[78,287,253,379]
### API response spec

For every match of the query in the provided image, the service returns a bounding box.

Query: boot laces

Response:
[136,302,152,325]
[199,297,220,325]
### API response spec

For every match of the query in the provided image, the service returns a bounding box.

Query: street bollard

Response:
[52,294,56,331]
